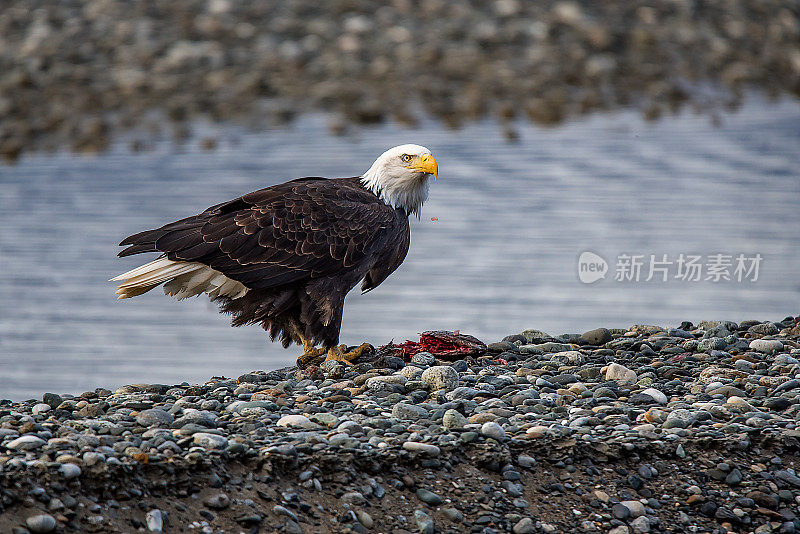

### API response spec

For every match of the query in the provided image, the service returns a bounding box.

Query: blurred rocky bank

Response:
[1,0,799,161]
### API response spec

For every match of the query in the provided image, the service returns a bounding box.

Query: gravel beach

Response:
[2,1,799,160]
[2,317,800,533]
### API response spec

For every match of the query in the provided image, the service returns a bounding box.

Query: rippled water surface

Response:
[1,98,799,399]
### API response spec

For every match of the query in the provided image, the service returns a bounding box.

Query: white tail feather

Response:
[112,258,248,301]
[110,257,176,281]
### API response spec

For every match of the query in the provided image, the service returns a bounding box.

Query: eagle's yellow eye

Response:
[401,154,412,163]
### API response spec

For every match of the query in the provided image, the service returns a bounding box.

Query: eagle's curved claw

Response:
[325,343,373,364]
[296,346,326,367]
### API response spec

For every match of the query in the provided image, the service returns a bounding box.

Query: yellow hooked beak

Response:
[409,153,438,180]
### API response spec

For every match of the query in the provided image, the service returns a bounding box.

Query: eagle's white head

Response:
[360,144,438,217]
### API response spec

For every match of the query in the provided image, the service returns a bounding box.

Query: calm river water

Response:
[1,97,799,399]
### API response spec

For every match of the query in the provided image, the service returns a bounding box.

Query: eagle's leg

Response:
[296,336,326,367]
[324,343,373,364]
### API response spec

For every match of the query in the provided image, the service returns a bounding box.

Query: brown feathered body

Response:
[116,177,410,350]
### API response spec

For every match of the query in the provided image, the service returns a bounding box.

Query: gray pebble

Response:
[416,488,443,505]
[421,365,459,391]
[145,509,164,532]
[26,514,56,533]
[204,493,230,510]
[414,509,435,534]
[480,421,506,441]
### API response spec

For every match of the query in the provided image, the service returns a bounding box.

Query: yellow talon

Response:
[296,336,327,367]
[324,343,373,364]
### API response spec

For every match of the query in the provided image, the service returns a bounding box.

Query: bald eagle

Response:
[112,144,438,365]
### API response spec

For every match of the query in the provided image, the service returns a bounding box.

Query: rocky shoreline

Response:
[2,316,800,534]
[2,1,800,160]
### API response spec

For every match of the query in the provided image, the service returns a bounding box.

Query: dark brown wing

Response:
[119,177,404,289]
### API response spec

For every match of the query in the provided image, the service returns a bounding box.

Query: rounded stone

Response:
[442,409,468,429]
[7,435,46,450]
[276,414,317,429]
[411,352,436,366]
[749,339,783,354]
[365,375,408,391]
[414,509,435,534]
[32,403,51,415]
[193,433,229,449]
[604,363,637,385]
[480,421,507,441]
[620,500,645,518]
[204,493,230,510]
[136,408,174,427]
[416,488,443,505]
[59,463,81,479]
[442,508,464,522]
[26,514,56,533]
[663,410,694,429]
[403,442,440,456]
[639,388,668,404]
[356,510,374,529]
[580,327,612,345]
[146,509,164,533]
[392,402,428,421]
[513,517,536,534]
[420,366,459,391]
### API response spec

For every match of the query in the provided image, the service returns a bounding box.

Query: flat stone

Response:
[525,342,572,353]
[365,374,407,391]
[276,415,317,429]
[193,433,229,449]
[403,442,440,456]
[416,488,443,505]
[273,504,298,521]
[6,435,46,450]
[445,387,480,400]
[749,339,783,354]
[639,388,668,404]
[442,508,463,522]
[136,408,174,427]
[749,322,779,335]
[392,402,428,421]
[411,352,436,366]
[707,385,747,397]
[308,413,340,428]
[775,470,800,488]
[526,425,549,438]
[726,396,755,411]
[173,409,217,428]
